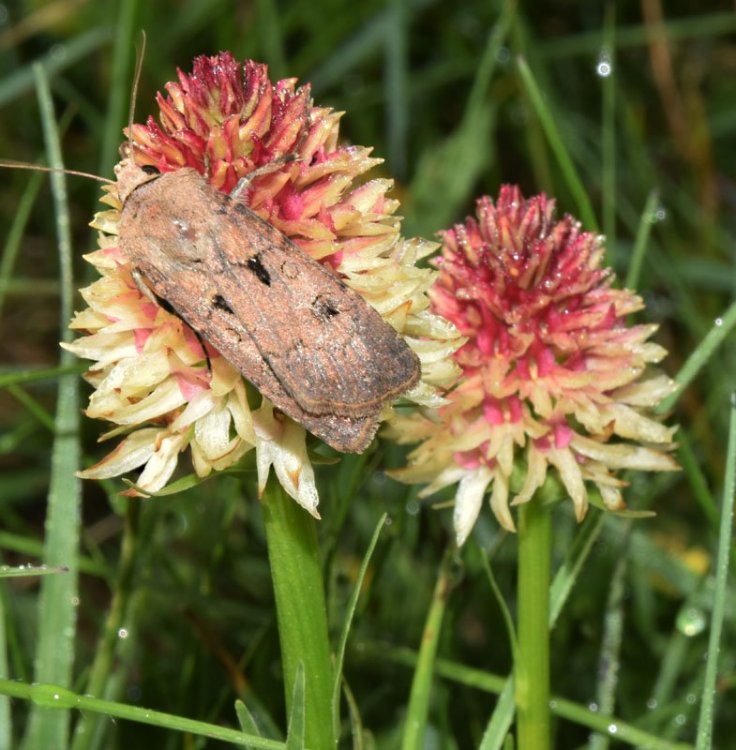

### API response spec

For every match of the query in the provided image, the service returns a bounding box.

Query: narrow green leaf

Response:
[601,4,616,246]
[478,679,515,750]
[0,364,87,389]
[696,396,736,748]
[235,699,264,750]
[20,63,82,750]
[0,28,113,107]
[407,0,516,236]
[480,551,518,658]
[0,679,285,749]
[549,512,606,627]
[385,0,409,179]
[0,171,45,319]
[374,646,693,750]
[516,56,598,231]
[588,532,628,750]
[285,663,306,750]
[624,189,659,290]
[401,545,455,750]
[0,565,68,579]
[0,587,10,750]
[99,0,141,177]
[656,298,736,415]
[331,513,387,738]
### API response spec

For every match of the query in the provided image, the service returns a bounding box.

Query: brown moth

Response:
[114,159,421,452]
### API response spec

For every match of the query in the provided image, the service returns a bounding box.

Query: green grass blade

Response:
[695,397,736,748]
[285,663,305,750]
[255,0,287,78]
[20,63,82,750]
[0,171,44,319]
[516,55,598,231]
[98,0,140,177]
[235,699,264,750]
[0,565,68,579]
[6,384,55,432]
[375,646,693,750]
[400,545,455,750]
[549,512,607,627]
[407,0,516,236]
[0,679,285,749]
[588,534,628,750]
[601,4,616,245]
[624,189,659,289]
[0,586,9,750]
[385,0,408,179]
[0,364,87,388]
[540,11,736,59]
[656,299,736,415]
[478,679,515,750]
[0,27,112,107]
[331,513,387,740]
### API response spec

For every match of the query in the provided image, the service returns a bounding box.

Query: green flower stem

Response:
[515,498,552,750]
[260,479,335,748]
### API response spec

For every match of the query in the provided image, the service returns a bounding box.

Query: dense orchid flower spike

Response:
[65,54,462,514]
[390,186,678,542]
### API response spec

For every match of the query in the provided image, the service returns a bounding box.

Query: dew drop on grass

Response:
[676,606,707,637]
[596,48,613,78]
[496,46,511,65]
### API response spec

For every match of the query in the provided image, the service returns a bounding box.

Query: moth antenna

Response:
[122,30,147,159]
[230,154,302,201]
[0,159,113,185]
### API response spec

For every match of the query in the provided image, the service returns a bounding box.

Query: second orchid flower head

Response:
[391,186,679,543]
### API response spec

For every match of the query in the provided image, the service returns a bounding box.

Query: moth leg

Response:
[130,268,212,371]
[231,154,300,201]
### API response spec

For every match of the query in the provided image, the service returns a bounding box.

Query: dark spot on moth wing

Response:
[247,253,271,286]
[312,295,340,321]
[141,164,160,175]
[212,294,234,314]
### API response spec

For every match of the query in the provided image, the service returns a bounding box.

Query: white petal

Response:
[136,432,189,492]
[605,403,677,443]
[572,434,679,472]
[548,447,588,521]
[454,466,493,544]
[253,401,320,518]
[77,427,161,479]
[513,447,547,505]
[490,472,516,532]
[88,377,187,425]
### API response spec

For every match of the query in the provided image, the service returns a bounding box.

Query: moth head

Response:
[114,157,160,204]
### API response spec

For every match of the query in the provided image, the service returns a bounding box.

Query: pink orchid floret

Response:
[65,54,462,513]
[389,186,678,541]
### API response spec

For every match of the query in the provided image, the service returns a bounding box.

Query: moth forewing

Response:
[116,164,421,452]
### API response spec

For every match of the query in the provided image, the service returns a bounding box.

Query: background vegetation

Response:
[1,0,735,747]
